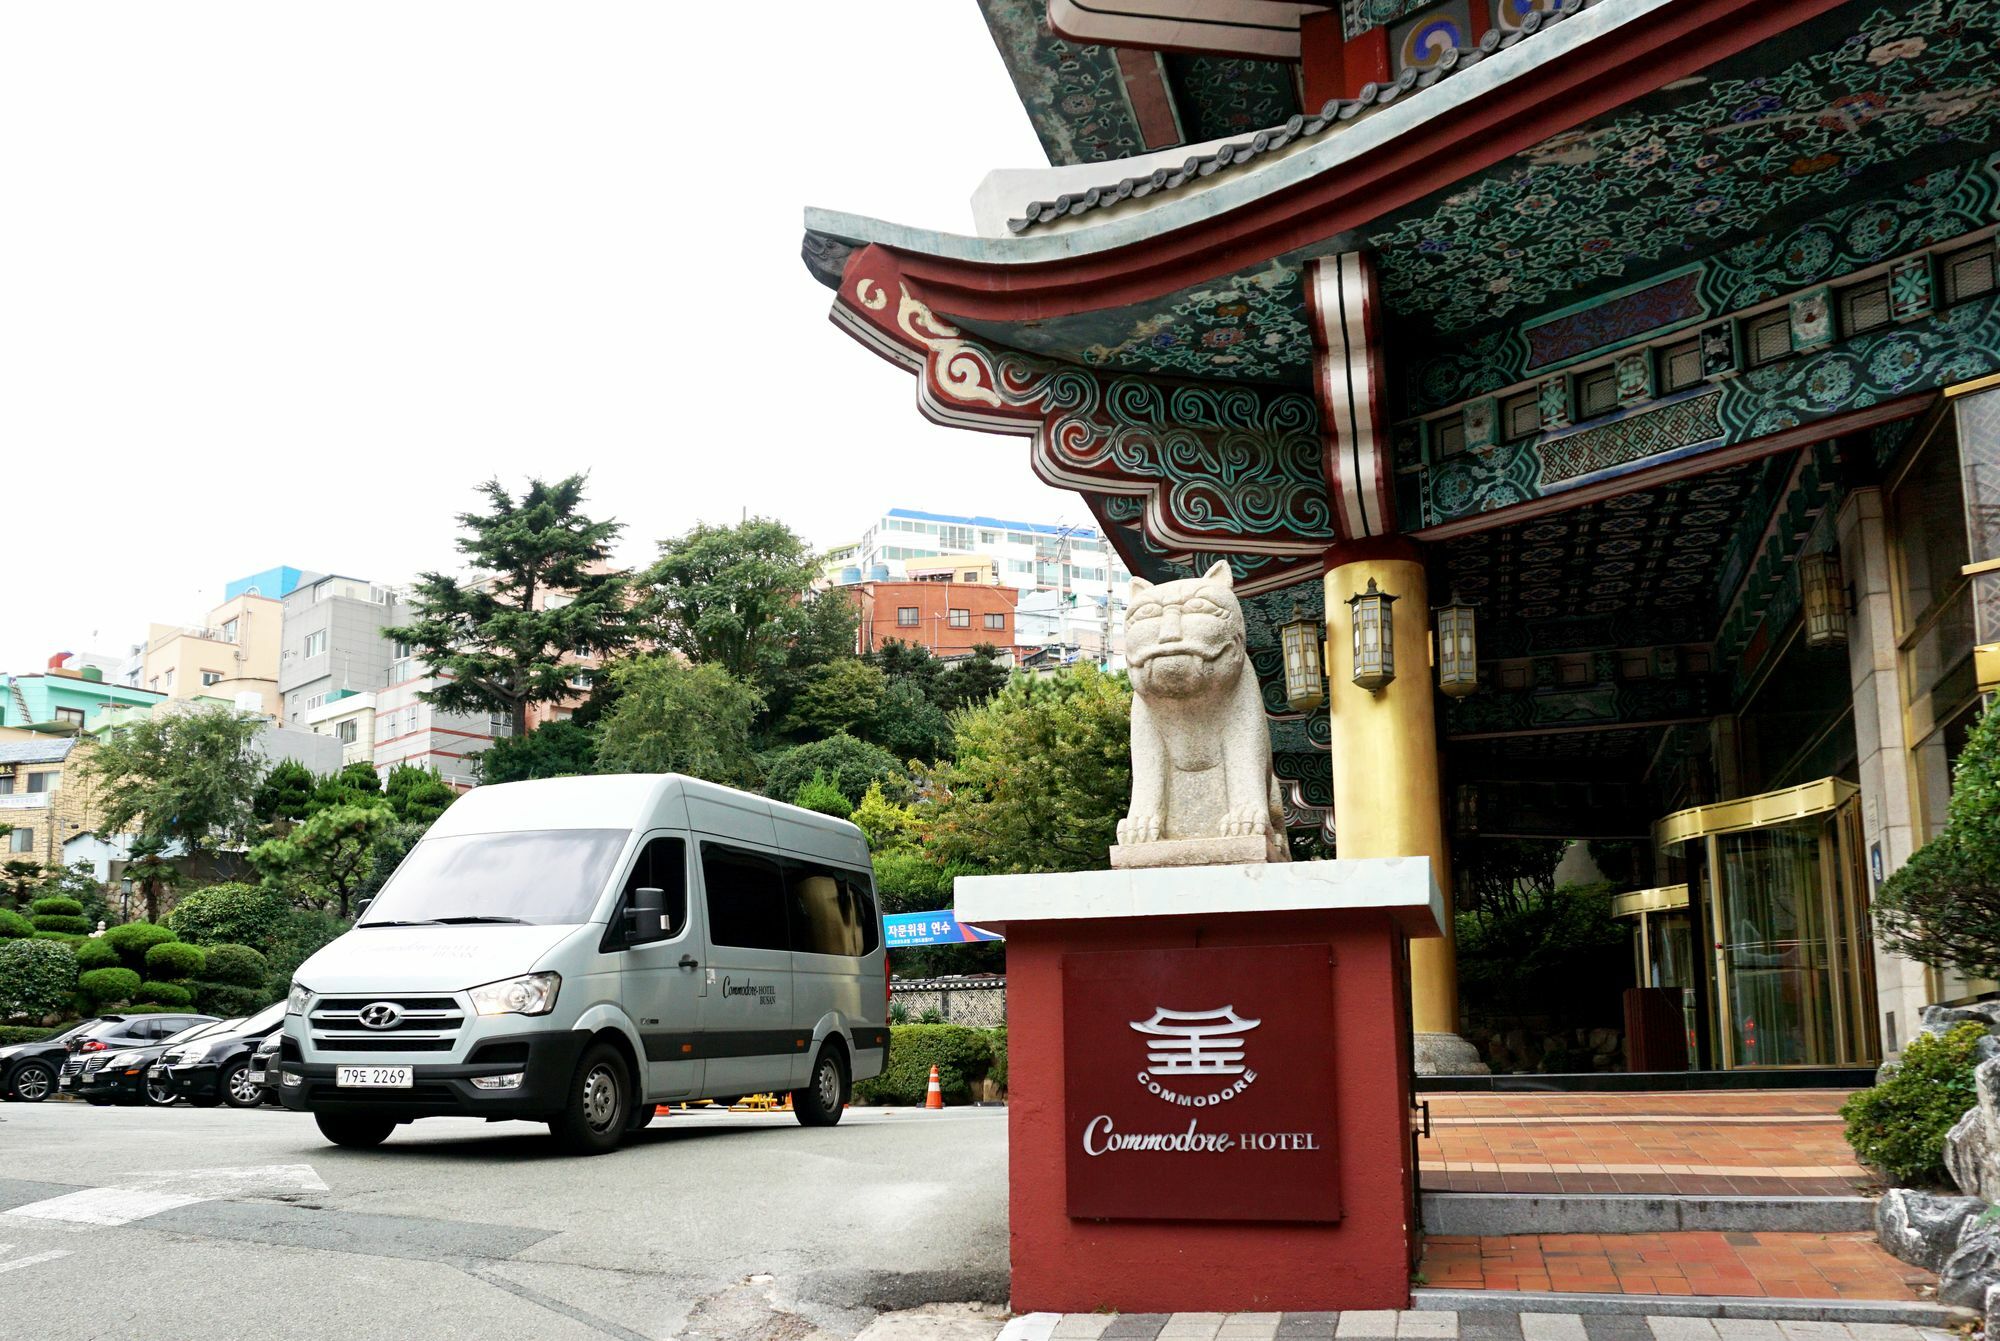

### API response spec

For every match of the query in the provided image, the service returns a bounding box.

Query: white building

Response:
[370,662,511,790]
[1015,590,1126,670]
[304,690,379,768]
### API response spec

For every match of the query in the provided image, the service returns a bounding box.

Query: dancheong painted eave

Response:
[800,0,1844,324]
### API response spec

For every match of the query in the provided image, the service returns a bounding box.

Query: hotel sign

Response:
[1061,943,1340,1222]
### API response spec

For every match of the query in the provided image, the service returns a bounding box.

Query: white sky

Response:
[0,2,1068,671]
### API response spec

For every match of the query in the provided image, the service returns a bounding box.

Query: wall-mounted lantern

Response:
[1278,601,1326,712]
[1435,593,1479,698]
[1347,577,1399,692]
[1800,549,1848,648]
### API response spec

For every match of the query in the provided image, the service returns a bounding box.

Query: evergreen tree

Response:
[382,764,457,825]
[1877,699,2000,977]
[385,475,634,736]
[476,720,599,785]
[252,760,317,829]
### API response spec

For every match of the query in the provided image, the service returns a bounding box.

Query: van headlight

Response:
[287,982,312,1016]
[467,972,560,1017]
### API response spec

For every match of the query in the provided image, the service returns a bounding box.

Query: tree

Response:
[123,839,181,924]
[763,733,907,807]
[310,760,384,813]
[84,704,266,862]
[382,764,457,826]
[1455,838,1569,919]
[249,803,395,920]
[1876,699,2000,977]
[593,656,763,787]
[476,720,599,784]
[252,760,317,830]
[385,475,634,736]
[792,771,854,819]
[35,862,109,929]
[922,665,1131,874]
[2,861,42,911]
[869,679,953,762]
[940,644,1012,712]
[871,640,947,703]
[638,518,851,694]
[780,659,885,740]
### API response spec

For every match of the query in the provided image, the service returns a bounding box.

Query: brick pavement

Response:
[1419,1091,1870,1196]
[993,1313,1957,1341]
[1417,1234,1934,1300]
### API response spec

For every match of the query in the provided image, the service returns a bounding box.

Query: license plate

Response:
[248,1069,266,1082]
[336,1066,412,1089]
[58,1076,71,1088]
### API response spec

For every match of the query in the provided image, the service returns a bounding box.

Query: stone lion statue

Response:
[1113,561,1288,868]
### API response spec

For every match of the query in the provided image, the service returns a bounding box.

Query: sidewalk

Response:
[1418,1233,1931,1300]
[988,1313,1957,1341]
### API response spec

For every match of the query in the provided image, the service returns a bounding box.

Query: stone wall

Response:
[890,977,1006,1029]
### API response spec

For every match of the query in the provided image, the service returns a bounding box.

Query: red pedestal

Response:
[999,906,1418,1315]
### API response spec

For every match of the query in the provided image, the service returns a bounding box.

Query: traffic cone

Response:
[925,1063,944,1110]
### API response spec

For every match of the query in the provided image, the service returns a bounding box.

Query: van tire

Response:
[794,1045,848,1127]
[549,1043,629,1156]
[315,1113,395,1148]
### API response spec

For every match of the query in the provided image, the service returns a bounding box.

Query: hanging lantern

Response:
[1278,601,1326,712]
[1347,577,1399,692]
[1435,593,1479,698]
[1800,549,1848,648]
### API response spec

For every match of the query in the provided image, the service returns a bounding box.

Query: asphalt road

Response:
[0,1098,1009,1340]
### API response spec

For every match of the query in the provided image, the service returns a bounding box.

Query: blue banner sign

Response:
[882,910,1003,947]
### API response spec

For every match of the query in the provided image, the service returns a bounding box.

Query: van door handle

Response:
[678,955,700,970]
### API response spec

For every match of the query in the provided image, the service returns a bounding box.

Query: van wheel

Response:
[793,1045,848,1128]
[549,1043,629,1156]
[315,1113,395,1148]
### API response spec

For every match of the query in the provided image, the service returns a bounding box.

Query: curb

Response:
[1410,1289,1967,1325]
[1421,1193,1877,1236]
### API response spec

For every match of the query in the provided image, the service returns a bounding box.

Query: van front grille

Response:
[309,994,465,1054]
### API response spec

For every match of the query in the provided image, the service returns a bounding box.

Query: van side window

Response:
[614,837,687,942]
[700,844,789,952]
[784,861,873,957]
[848,875,882,955]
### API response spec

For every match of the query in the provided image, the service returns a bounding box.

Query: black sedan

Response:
[154,1003,286,1109]
[55,1013,217,1097]
[73,1018,244,1107]
[248,1032,283,1106]
[3,1015,213,1103]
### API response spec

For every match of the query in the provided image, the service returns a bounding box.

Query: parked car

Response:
[56,1013,217,1097]
[155,1003,285,1109]
[248,1033,283,1106]
[283,774,887,1154]
[1,1015,212,1103]
[73,1018,244,1107]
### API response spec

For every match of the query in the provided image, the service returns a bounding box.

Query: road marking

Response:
[0,1248,74,1274]
[3,1164,328,1228]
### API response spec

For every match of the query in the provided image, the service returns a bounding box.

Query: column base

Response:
[1413,1032,1491,1076]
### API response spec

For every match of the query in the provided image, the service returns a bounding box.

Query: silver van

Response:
[278,774,888,1154]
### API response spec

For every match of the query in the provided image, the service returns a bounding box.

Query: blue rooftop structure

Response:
[224,566,308,601]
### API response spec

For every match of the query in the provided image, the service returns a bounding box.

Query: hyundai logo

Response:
[358,1002,404,1030]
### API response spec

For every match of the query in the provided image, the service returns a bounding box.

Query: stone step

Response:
[1410,1291,1966,1326]
[1423,1193,1877,1236]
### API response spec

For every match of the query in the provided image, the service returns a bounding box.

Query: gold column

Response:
[1325,553,1458,1037]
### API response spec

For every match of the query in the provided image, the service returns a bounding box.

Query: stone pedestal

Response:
[956,857,1442,1315]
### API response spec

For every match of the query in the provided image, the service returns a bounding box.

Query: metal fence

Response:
[890,976,1006,1028]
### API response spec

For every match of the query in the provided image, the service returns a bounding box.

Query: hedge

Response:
[103,922,178,968]
[201,943,269,988]
[33,915,92,937]
[0,1025,60,1045]
[30,897,84,918]
[0,910,32,939]
[1843,1021,1986,1185]
[0,940,80,1022]
[167,883,288,948]
[78,967,142,1006]
[195,982,268,1018]
[73,940,121,972]
[853,1024,1006,1106]
[146,942,206,979]
[134,980,193,1008]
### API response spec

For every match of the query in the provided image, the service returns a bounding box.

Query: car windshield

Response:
[181,1018,244,1043]
[359,828,628,927]
[237,1003,286,1035]
[162,1022,221,1046]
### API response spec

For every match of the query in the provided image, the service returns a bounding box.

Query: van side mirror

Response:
[354,897,373,921]
[627,887,667,944]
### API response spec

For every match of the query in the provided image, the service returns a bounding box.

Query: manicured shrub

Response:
[201,944,269,988]
[118,1004,174,1015]
[852,1023,1000,1106]
[792,770,854,820]
[1843,1021,1985,1186]
[145,942,206,979]
[32,915,92,937]
[133,980,193,1008]
[0,910,32,939]
[29,897,83,918]
[0,940,78,1022]
[103,922,178,969]
[166,882,288,948]
[78,967,142,1007]
[0,1025,61,1045]
[31,932,85,949]
[73,939,121,972]
[194,983,268,1017]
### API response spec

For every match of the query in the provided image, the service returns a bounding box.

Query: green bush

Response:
[118,1004,175,1015]
[988,1025,1007,1092]
[1876,700,2000,977]
[764,734,906,807]
[32,915,91,936]
[1842,1021,1986,1186]
[103,922,178,968]
[78,967,142,1007]
[201,944,269,988]
[31,932,85,949]
[73,939,120,972]
[133,980,193,1008]
[194,982,269,1017]
[853,1024,1001,1106]
[29,897,83,918]
[145,942,206,979]
[0,940,78,1022]
[792,770,854,819]
[166,883,288,948]
[263,910,345,995]
[0,1025,61,1045]
[0,909,32,939]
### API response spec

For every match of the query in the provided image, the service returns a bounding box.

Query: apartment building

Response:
[849,581,1017,659]
[141,589,284,716]
[0,739,101,871]
[848,508,1130,606]
[303,691,378,768]
[0,655,166,733]
[277,574,411,725]
[370,667,511,790]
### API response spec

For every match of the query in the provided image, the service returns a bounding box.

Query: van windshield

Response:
[359,828,628,928]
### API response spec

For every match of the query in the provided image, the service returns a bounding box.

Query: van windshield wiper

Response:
[428,916,530,925]
[359,919,443,928]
